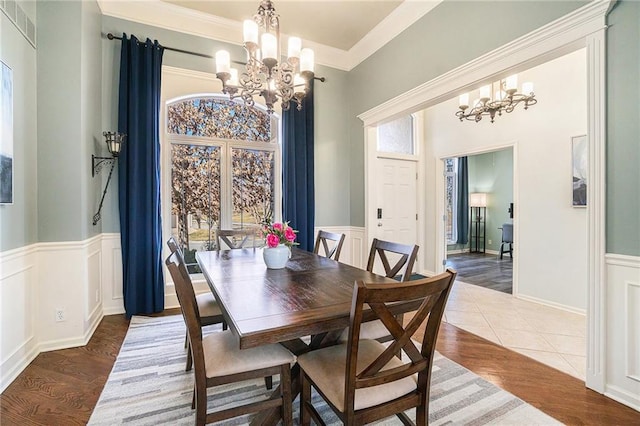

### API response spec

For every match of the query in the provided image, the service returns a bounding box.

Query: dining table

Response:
[196,247,423,425]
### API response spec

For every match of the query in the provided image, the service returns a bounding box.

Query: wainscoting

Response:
[2,231,638,411]
[605,254,640,411]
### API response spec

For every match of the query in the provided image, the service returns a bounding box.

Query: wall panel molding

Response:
[605,253,640,411]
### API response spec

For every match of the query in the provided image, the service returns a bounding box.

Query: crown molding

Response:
[347,1,442,70]
[358,0,611,126]
[97,0,440,72]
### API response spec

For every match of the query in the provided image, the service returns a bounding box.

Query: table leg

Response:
[249,332,345,425]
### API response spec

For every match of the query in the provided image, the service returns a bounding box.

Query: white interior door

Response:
[375,158,417,244]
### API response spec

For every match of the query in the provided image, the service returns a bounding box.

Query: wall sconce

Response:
[92,131,126,225]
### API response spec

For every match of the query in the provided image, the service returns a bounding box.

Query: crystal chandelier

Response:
[214,0,314,115]
[456,75,537,123]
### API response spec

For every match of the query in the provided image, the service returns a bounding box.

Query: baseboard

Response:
[0,337,39,393]
[605,384,640,412]
[40,311,104,352]
[516,293,586,316]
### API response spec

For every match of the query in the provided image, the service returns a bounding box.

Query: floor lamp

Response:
[469,193,487,253]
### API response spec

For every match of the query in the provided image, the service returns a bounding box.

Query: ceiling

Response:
[162,0,404,51]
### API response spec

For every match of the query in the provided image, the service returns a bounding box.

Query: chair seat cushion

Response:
[196,293,222,318]
[339,320,389,342]
[297,339,417,412]
[202,331,296,378]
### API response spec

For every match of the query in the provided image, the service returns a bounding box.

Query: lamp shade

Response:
[469,193,487,207]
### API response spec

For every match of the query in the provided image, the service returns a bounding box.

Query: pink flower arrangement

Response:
[262,221,298,248]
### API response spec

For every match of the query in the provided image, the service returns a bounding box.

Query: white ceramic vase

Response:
[263,244,290,269]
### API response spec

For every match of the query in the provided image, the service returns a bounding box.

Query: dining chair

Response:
[167,237,227,371]
[297,270,457,426]
[366,238,419,282]
[357,238,420,342]
[166,251,295,426]
[216,228,256,250]
[313,230,346,261]
[499,223,513,259]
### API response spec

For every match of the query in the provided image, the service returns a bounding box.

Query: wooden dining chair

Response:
[366,238,419,282]
[166,251,295,426]
[313,230,346,261]
[356,238,419,342]
[167,237,226,371]
[216,228,256,250]
[297,270,457,426]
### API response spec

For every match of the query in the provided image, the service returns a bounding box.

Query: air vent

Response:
[1,0,36,48]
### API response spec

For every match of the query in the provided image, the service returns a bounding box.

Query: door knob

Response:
[378,222,383,227]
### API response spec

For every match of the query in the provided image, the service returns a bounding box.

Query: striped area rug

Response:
[88,315,560,425]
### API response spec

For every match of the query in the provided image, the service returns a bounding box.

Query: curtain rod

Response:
[106,33,325,82]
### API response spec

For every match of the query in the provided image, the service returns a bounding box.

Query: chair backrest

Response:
[343,269,457,413]
[313,230,346,261]
[366,238,419,282]
[165,251,206,369]
[167,236,182,255]
[216,229,256,250]
[502,223,513,243]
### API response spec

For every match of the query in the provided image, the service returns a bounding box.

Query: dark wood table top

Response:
[196,247,397,349]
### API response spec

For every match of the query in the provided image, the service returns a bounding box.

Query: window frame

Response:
[161,96,282,273]
[445,158,458,244]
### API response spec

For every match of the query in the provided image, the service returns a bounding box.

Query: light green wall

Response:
[100,16,351,232]
[36,0,103,242]
[0,10,38,251]
[347,1,586,226]
[606,0,640,256]
[468,149,513,253]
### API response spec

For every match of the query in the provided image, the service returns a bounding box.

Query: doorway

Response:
[444,148,514,294]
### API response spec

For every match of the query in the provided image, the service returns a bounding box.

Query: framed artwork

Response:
[572,134,587,207]
[1,61,13,205]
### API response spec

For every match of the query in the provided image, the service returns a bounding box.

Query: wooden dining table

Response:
[196,247,422,424]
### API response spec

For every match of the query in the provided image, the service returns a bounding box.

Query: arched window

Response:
[166,97,279,270]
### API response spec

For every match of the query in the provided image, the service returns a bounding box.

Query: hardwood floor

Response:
[2,311,638,425]
[446,252,513,293]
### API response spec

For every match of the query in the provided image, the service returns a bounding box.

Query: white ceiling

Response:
[162,0,403,51]
[98,0,442,70]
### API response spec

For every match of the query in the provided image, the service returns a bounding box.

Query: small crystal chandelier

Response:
[214,0,314,115]
[456,75,537,123]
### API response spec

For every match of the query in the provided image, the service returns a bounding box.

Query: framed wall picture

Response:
[572,134,587,207]
[1,61,13,205]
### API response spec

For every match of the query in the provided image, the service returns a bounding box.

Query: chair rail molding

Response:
[357,0,612,402]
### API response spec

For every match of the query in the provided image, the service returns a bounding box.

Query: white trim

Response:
[605,253,640,268]
[0,244,38,261]
[347,1,442,70]
[97,0,441,71]
[604,385,640,413]
[626,281,640,383]
[358,0,611,126]
[358,0,611,395]
[0,337,39,394]
[516,294,587,316]
[585,22,608,393]
[97,0,348,70]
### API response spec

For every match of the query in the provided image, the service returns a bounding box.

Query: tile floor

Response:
[443,280,586,380]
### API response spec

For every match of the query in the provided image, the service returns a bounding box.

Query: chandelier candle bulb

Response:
[505,74,518,92]
[213,1,314,114]
[243,19,259,46]
[288,36,301,60]
[261,33,277,61]
[215,50,230,74]
[228,68,239,87]
[522,82,534,95]
[459,93,469,109]
[300,48,314,73]
[479,85,491,101]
